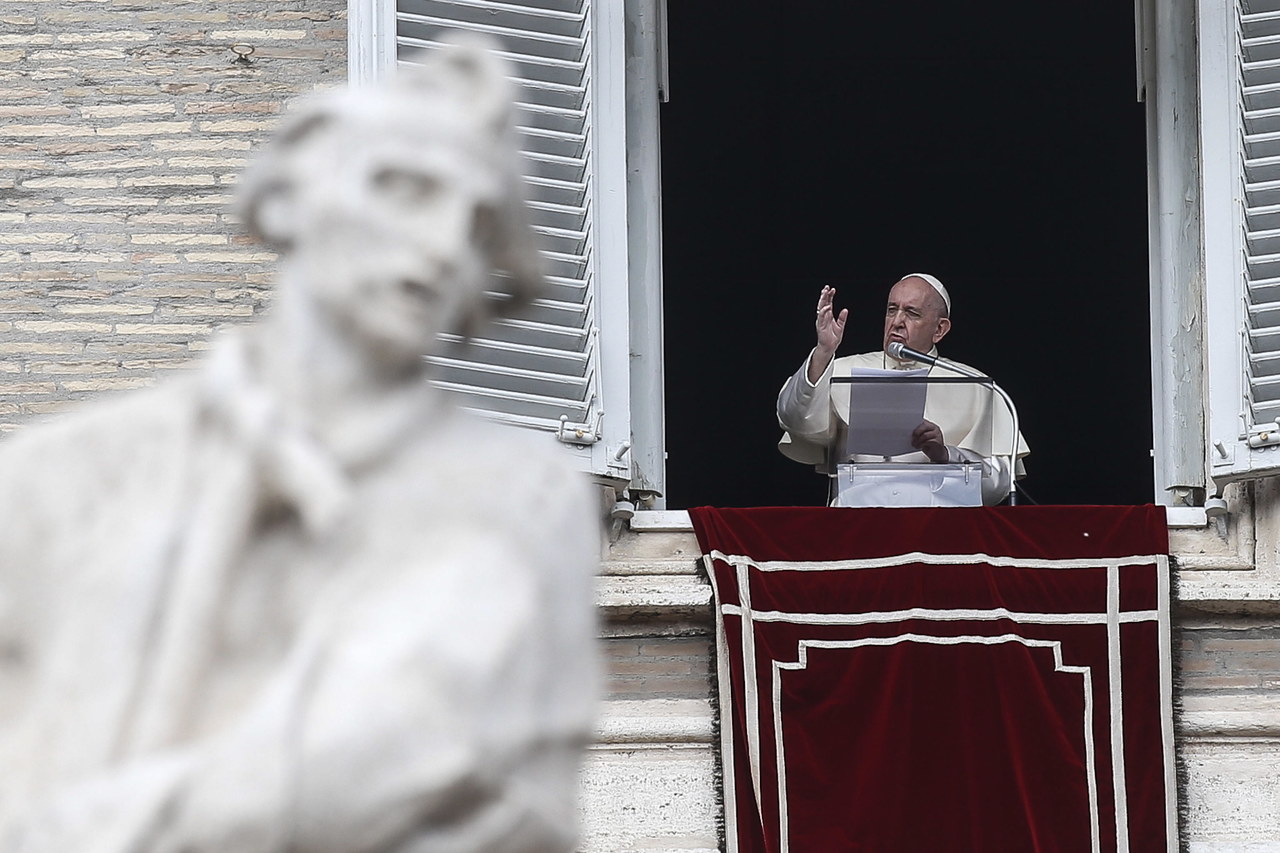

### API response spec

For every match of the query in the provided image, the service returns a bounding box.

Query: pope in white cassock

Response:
[776,274,1030,505]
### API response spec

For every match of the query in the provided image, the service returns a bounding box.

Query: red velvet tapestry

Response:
[689,505,1176,853]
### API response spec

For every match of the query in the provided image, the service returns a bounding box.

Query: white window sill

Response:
[631,506,1209,532]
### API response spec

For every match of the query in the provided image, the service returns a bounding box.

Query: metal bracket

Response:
[1247,422,1280,449]
[557,411,603,446]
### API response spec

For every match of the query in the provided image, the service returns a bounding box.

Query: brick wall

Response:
[0,0,346,431]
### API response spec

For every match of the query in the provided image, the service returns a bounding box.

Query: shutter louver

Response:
[1241,0,1280,427]
[397,0,605,439]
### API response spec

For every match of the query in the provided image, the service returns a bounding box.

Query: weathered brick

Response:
[57,303,155,315]
[121,175,217,188]
[120,358,192,370]
[1200,638,1280,653]
[14,319,114,334]
[115,322,213,335]
[131,233,227,245]
[173,303,253,317]
[30,49,129,62]
[0,105,71,117]
[28,361,119,375]
[22,176,118,189]
[3,123,95,138]
[138,12,229,23]
[128,213,219,225]
[80,103,176,119]
[152,138,252,151]
[85,342,188,356]
[48,288,110,298]
[28,251,125,264]
[159,82,212,94]
[184,251,275,263]
[55,31,153,44]
[122,285,218,297]
[45,141,138,155]
[263,10,333,21]
[96,121,193,136]
[162,194,234,206]
[65,196,159,207]
[7,232,76,245]
[209,29,307,41]
[0,343,83,356]
[30,213,124,224]
[0,382,58,395]
[60,377,156,392]
[211,81,295,95]
[196,119,277,133]
[183,101,277,115]
[0,34,53,45]
[22,401,84,415]
[63,158,166,173]
[166,156,250,169]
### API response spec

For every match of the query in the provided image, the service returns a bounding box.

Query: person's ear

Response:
[933,317,952,344]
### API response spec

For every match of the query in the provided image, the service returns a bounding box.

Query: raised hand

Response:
[808,285,848,383]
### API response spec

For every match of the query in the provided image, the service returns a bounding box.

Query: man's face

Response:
[882,276,951,358]
[283,117,504,366]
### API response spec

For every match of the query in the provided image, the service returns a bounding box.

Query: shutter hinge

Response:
[557,412,603,446]
[1247,422,1280,449]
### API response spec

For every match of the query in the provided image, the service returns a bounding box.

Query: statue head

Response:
[237,36,543,370]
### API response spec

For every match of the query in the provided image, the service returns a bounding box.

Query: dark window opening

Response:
[660,3,1152,507]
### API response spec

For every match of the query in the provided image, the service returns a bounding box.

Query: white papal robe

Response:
[777,349,1030,505]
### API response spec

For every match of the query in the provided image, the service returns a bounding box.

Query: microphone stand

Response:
[888,343,1021,506]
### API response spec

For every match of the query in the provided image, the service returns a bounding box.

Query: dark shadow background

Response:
[660,2,1152,508]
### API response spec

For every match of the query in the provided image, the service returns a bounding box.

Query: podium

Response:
[835,460,982,507]
[825,373,1012,507]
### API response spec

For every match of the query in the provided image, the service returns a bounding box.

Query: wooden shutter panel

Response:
[1241,0,1280,427]
[396,0,632,479]
[1203,0,1280,487]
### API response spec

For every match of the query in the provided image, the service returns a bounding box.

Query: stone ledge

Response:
[595,575,711,623]
[1182,694,1280,739]
[593,699,714,746]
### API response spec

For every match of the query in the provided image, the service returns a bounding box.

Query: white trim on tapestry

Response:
[1107,564,1131,852]
[702,555,741,853]
[772,635,1102,853]
[718,604,1161,626]
[707,549,1165,573]
[1156,555,1177,848]
[737,561,763,810]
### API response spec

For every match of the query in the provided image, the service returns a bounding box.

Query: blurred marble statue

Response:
[0,38,599,853]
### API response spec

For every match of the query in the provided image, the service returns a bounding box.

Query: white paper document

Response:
[843,367,929,457]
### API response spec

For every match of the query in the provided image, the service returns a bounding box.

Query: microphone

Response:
[886,341,937,365]
[885,340,1022,505]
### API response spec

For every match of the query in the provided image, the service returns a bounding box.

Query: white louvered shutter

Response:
[1201,0,1280,488]
[395,0,633,481]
